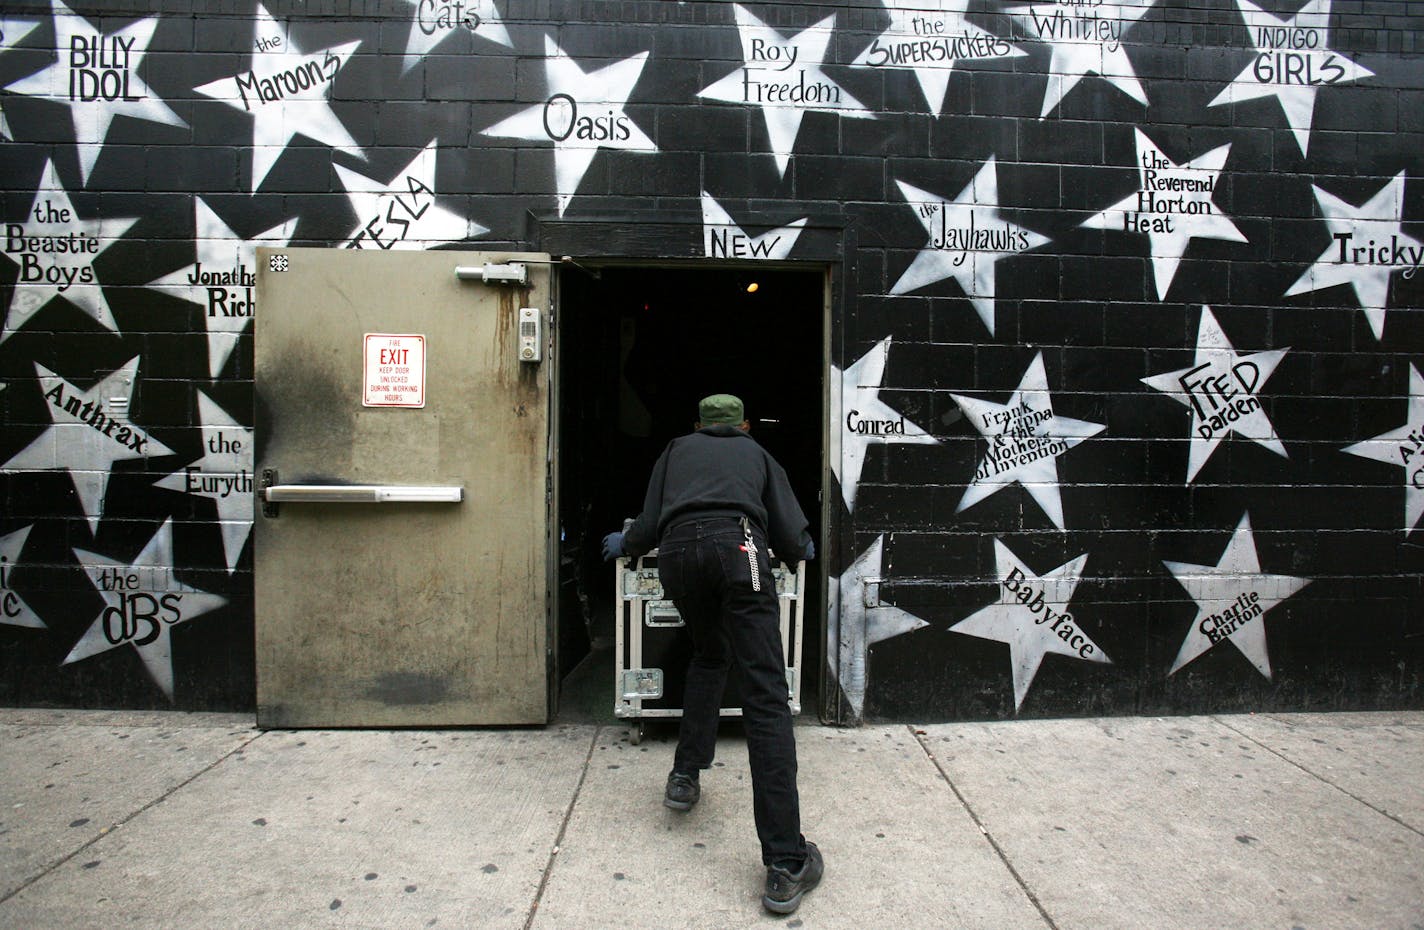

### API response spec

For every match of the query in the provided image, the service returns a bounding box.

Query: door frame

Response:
[546,255,837,721]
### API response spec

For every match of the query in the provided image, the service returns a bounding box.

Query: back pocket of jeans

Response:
[657,547,687,599]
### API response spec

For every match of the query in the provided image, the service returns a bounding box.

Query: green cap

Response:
[698,393,745,425]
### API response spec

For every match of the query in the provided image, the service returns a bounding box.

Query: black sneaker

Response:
[762,841,823,914]
[663,771,700,811]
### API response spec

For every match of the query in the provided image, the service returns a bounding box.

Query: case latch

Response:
[621,669,664,700]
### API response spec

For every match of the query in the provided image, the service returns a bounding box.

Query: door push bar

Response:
[260,469,462,518]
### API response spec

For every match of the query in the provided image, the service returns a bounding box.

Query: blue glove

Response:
[802,539,815,561]
[601,532,626,562]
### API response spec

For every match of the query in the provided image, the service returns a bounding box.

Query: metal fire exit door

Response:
[253,248,553,728]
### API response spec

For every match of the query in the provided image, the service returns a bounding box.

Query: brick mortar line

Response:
[523,724,601,930]
[1211,715,1424,840]
[909,725,1060,930]
[0,727,268,907]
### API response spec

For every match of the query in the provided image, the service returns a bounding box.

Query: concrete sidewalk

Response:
[1,709,1420,930]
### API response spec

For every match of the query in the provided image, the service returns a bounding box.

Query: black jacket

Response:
[622,425,811,561]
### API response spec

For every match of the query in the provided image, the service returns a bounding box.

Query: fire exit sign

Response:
[363,333,426,408]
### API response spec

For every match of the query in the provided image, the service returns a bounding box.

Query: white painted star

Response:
[147,198,296,378]
[1081,129,1247,301]
[950,352,1105,530]
[2,358,174,534]
[830,336,938,512]
[0,524,45,629]
[155,392,254,573]
[1,160,138,343]
[1008,0,1154,117]
[1208,0,1372,157]
[891,158,1050,335]
[1342,364,1424,536]
[480,36,655,216]
[3,0,187,186]
[0,14,35,141]
[829,535,930,719]
[0,14,43,141]
[1284,173,1420,342]
[337,140,487,249]
[698,4,874,178]
[950,539,1109,712]
[701,191,805,260]
[0,16,42,51]
[849,0,1025,114]
[1164,513,1311,679]
[0,9,40,143]
[398,0,512,74]
[66,519,228,700]
[1142,306,1288,484]
[194,3,364,192]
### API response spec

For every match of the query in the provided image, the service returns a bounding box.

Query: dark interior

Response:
[555,264,825,722]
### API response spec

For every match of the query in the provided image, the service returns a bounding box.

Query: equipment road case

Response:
[614,549,806,744]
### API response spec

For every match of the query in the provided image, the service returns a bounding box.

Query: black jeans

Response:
[657,517,806,867]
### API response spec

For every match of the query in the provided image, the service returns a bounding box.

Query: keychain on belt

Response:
[740,517,762,592]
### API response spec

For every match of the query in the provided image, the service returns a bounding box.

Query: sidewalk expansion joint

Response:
[522,724,600,930]
[1212,716,1424,839]
[909,725,1060,930]
[0,727,268,907]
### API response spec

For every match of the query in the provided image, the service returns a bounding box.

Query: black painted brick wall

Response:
[0,0,1419,719]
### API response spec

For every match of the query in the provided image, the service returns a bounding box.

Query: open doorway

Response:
[554,263,826,722]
